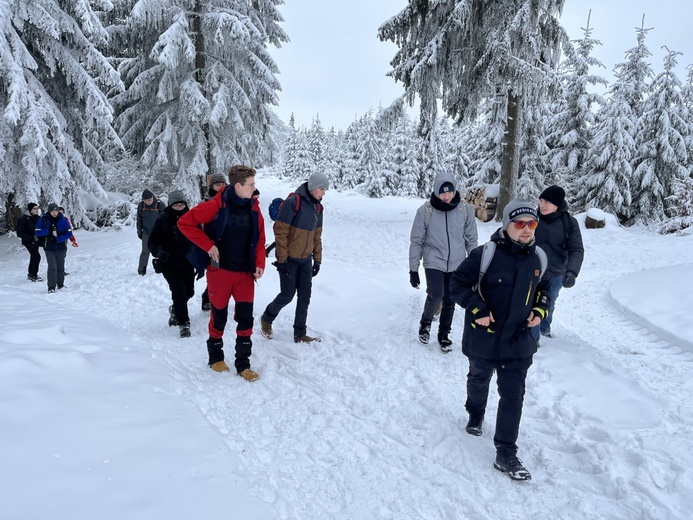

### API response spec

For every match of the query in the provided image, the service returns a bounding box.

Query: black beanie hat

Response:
[438,181,455,195]
[539,185,565,208]
[28,203,38,211]
[142,189,154,200]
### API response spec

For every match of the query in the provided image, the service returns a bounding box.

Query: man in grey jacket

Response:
[409,172,478,352]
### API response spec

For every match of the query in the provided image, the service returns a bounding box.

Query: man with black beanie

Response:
[16,203,42,281]
[533,185,584,340]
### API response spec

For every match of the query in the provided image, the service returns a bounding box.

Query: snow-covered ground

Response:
[2,172,692,520]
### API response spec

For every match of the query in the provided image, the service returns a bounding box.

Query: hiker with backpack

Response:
[532,185,584,340]
[409,172,478,352]
[200,173,228,312]
[148,190,195,338]
[16,203,42,282]
[178,165,266,381]
[34,203,74,293]
[450,199,551,481]
[136,189,165,275]
[260,172,328,344]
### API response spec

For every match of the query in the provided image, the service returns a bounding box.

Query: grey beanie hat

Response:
[209,173,226,185]
[167,190,187,206]
[502,199,538,229]
[47,203,60,212]
[307,172,330,191]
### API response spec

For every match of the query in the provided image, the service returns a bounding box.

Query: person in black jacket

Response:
[136,189,165,275]
[148,190,195,338]
[16,203,42,282]
[450,200,551,481]
[532,185,584,340]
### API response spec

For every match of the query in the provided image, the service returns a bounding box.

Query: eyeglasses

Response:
[512,220,538,230]
[243,182,256,188]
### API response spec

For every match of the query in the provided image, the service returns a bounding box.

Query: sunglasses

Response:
[512,220,538,230]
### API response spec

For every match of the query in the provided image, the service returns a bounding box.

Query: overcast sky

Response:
[272,1,693,130]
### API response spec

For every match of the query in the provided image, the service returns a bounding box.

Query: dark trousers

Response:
[138,233,150,274]
[24,244,41,277]
[161,263,195,325]
[262,258,313,338]
[205,268,255,372]
[421,269,455,333]
[45,248,67,289]
[531,275,563,340]
[465,358,529,457]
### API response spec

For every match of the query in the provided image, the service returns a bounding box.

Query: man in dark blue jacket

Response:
[35,203,74,293]
[533,185,584,340]
[451,200,551,481]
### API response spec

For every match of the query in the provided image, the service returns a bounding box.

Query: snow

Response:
[2,172,692,520]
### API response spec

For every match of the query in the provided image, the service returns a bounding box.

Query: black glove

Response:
[138,232,143,240]
[157,250,171,262]
[273,261,291,278]
[312,261,321,277]
[562,271,576,288]
[409,271,420,288]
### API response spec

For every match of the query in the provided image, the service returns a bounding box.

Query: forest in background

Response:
[1,1,692,233]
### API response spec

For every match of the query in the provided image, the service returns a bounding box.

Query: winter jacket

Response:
[17,212,40,246]
[273,182,323,264]
[409,172,478,273]
[177,186,266,274]
[534,202,584,279]
[34,213,73,252]
[450,228,551,369]
[148,206,192,269]
[137,198,165,237]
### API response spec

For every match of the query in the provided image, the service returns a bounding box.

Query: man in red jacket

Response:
[178,165,266,381]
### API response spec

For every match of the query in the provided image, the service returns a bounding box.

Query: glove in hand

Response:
[409,271,420,288]
[562,271,576,288]
[312,261,321,278]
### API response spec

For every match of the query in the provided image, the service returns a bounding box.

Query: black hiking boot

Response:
[179,323,191,338]
[494,454,532,481]
[465,415,483,436]
[28,274,42,282]
[168,305,178,327]
[418,323,431,345]
[438,331,453,353]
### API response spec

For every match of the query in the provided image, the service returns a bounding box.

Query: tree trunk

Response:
[496,91,522,222]
[193,0,209,197]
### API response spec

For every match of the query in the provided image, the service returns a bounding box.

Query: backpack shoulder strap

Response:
[475,241,496,300]
[536,245,548,279]
[423,201,432,228]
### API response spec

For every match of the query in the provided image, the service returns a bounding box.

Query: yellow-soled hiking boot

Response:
[210,361,230,373]
[238,368,259,382]
[260,318,273,340]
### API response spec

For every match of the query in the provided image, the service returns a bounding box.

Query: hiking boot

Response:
[179,323,191,338]
[48,287,56,294]
[210,361,230,372]
[465,416,483,436]
[438,331,453,353]
[540,330,552,338]
[28,274,42,282]
[168,305,177,327]
[57,284,66,289]
[64,271,70,276]
[418,324,431,345]
[201,302,211,312]
[494,454,532,481]
[238,368,260,382]
[294,335,321,343]
[260,318,273,340]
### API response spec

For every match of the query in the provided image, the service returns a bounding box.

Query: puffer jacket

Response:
[535,201,584,278]
[273,182,323,263]
[17,212,40,246]
[148,206,192,269]
[34,213,73,252]
[409,172,478,273]
[450,228,551,368]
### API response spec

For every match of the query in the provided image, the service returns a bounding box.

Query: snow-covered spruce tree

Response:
[308,114,326,170]
[387,116,419,197]
[680,66,693,177]
[614,17,654,119]
[659,176,693,233]
[0,0,123,228]
[320,127,343,189]
[631,48,689,224]
[378,0,567,218]
[517,102,551,201]
[545,19,606,193]
[279,114,299,179]
[109,0,287,201]
[359,110,387,198]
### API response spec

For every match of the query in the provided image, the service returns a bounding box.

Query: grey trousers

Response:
[45,248,67,289]
[138,233,150,274]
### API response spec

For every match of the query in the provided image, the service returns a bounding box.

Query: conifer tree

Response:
[631,49,689,223]
[109,0,287,200]
[0,0,123,226]
[379,0,567,217]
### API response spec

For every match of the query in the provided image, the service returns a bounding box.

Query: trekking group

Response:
[17,167,582,480]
